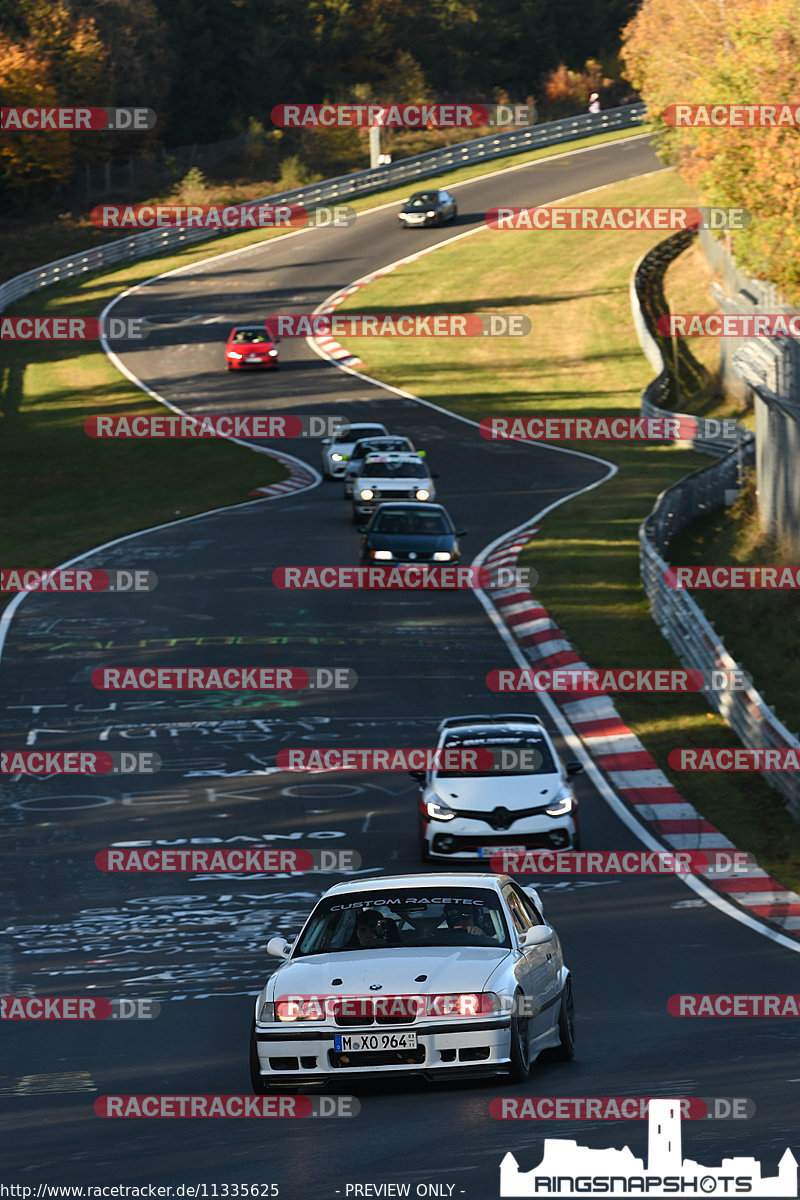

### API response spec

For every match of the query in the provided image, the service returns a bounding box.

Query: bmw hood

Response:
[267,948,508,1000]
[427,773,565,811]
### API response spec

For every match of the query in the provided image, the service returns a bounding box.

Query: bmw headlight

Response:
[546,789,575,817]
[415,488,430,501]
[359,488,374,500]
[432,551,452,561]
[372,549,393,560]
[425,797,456,821]
[331,453,344,462]
[426,211,436,217]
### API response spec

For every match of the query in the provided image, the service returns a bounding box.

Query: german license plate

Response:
[334,1032,417,1052]
[246,354,262,361]
[477,845,525,858]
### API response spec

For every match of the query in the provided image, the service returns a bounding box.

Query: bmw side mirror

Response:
[566,761,583,776]
[520,925,553,948]
[321,437,331,445]
[357,526,367,534]
[267,937,292,959]
[456,528,468,536]
[408,769,426,783]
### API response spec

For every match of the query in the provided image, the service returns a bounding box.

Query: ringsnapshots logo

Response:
[486,206,750,231]
[268,313,531,337]
[276,747,543,772]
[90,667,357,691]
[499,1098,797,1197]
[90,204,356,230]
[272,566,536,590]
[95,847,361,872]
[0,107,156,131]
[1,996,160,1020]
[1,750,160,776]
[270,103,533,128]
[1,568,156,592]
[1,317,148,341]
[663,103,800,127]
[85,414,351,439]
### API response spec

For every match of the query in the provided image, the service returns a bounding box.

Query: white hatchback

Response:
[351,452,435,521]
[320,421,389,479]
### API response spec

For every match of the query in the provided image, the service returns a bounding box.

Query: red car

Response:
[225,325,280,370]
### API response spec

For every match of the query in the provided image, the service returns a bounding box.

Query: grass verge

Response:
[330,167,800,893]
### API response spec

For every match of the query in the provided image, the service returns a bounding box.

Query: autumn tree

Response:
[622,0,800,299]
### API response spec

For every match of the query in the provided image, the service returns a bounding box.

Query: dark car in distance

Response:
[398,190,457,228]
[359,501,465,564]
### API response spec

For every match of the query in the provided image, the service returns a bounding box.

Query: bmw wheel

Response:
[508,994,531,1082]
[551,976,576,1060]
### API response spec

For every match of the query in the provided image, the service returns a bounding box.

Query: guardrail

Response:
[632,233,800,820]
[0,103,646,315]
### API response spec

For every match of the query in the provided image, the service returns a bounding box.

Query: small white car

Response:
[342,436,419,498]
[351,452,435,522]
[250,872,574,1090]
[320,422,389,479]
[415,714,583,861]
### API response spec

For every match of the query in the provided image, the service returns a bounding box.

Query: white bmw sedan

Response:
[250,873,574,1090]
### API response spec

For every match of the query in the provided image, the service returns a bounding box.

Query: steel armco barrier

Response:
[632,233,800,820]
[0,104,646,314]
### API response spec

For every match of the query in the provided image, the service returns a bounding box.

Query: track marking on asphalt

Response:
[0,1072,97,1095]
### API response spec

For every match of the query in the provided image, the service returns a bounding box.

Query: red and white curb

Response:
[482,523,800,942]
[310,264,414,367]
[247,449,318,498]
